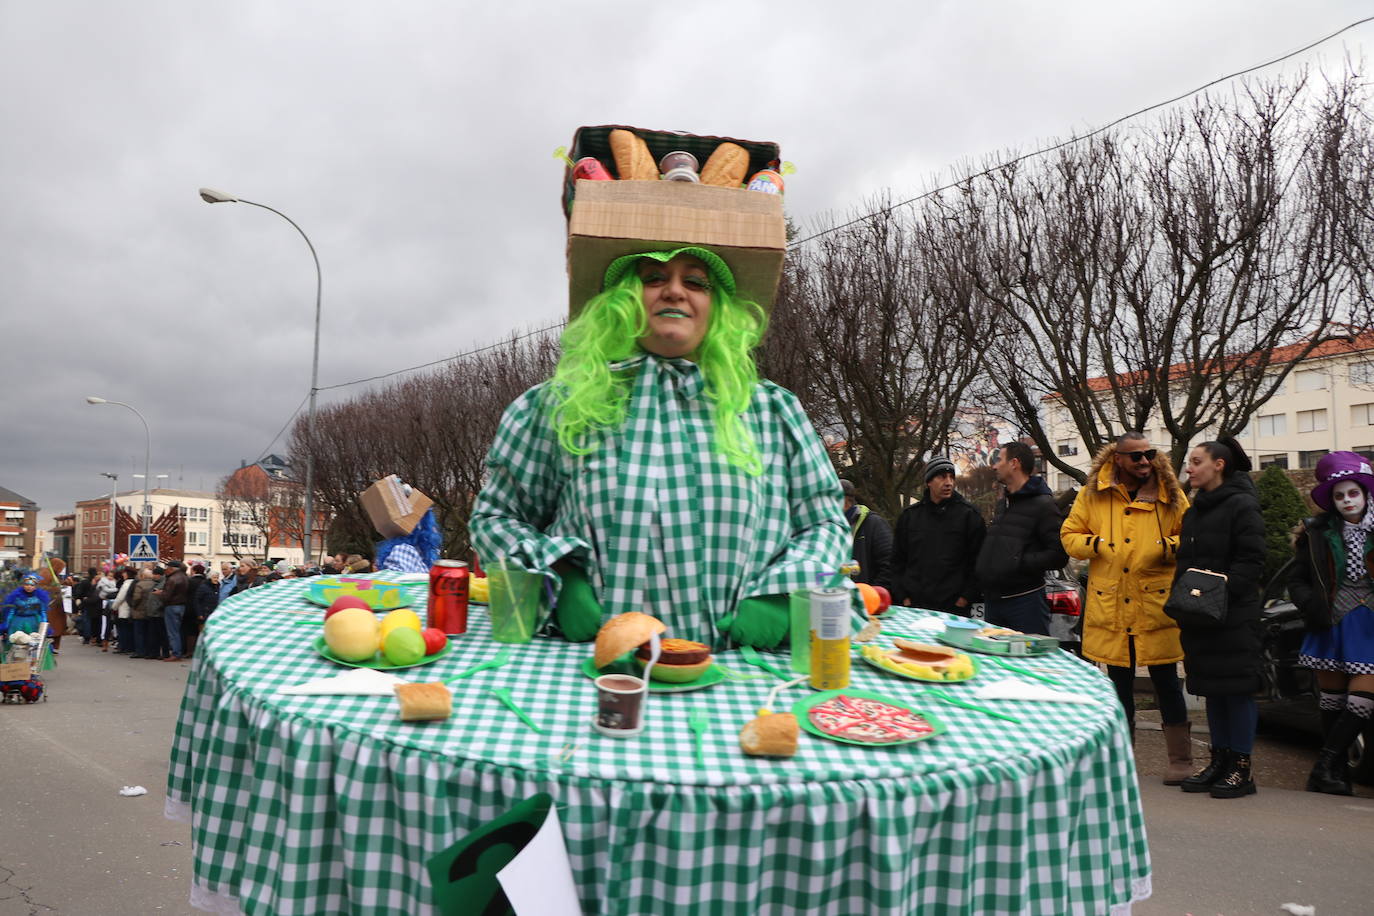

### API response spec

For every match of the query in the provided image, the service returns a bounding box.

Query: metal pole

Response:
[226,199,322,566]
[101,473,118,564]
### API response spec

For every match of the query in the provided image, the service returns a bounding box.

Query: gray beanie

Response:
[924,456,956,483]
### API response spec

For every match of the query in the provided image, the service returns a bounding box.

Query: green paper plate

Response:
[306,576,413,610]
[312,634,453,670]
[857,646,980,683]
[581,653,726,693]
[793,688,946,747]
[935,626,1059,656]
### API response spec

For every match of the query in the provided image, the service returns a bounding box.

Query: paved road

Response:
[4,647,1373,914]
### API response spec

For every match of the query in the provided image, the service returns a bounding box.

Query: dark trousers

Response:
[131,619,148,657]
[1106,637,1189,726]
[146,616,169,658]
[984,589,1051,635]
[1205,695,1258,754]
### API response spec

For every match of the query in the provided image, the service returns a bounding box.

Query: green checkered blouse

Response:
[470,353,850,646]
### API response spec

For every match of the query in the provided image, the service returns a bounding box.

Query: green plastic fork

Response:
[739,645,793,681]
[444,647,514,684]
[914,687,1022,724]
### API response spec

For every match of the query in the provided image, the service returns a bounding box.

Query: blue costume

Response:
[376,508,442,574]
[2,578,50,637]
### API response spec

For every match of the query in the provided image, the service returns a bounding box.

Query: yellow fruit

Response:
[469,577,489,603]
[323,607,381,662]
[379,609,422,644]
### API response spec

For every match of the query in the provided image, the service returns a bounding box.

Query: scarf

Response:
[1341,510,1374,581]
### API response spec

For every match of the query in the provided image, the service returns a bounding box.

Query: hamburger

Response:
[593,612,713,684]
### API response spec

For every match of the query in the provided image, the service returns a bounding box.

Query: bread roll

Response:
[740,712,799,757]
[700,142,750,187]
[594,611,666,668]
[609,129,658,181]
[394,682,453,721]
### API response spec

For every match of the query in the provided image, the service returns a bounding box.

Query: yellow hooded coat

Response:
[1060,444,1189,668]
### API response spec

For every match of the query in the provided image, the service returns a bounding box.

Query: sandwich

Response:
[593,612,713,684]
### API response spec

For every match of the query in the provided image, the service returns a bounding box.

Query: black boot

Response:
[1209,752,1257,798]
[1306,709,1365,796]
[1180,747,1230,793]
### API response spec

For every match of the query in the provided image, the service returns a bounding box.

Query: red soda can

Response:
[428,560,470,635]
[572,157,613,181]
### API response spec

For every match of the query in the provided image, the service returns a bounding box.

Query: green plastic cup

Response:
[789,589,812,674]
[487,568,544,644]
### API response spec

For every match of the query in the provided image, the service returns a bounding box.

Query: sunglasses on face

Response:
[1122,450,1157,463]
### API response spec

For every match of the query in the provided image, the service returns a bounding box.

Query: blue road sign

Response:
[128,534,160,562]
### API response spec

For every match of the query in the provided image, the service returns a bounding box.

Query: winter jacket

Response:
[111,579,135,617]
[130,579,155,621]
[891,490,986,611]
[231,572,265,596]
[160,569,189,607]
[187,574,219,620]
[77,578,101,614]
[845,505,894,590]
[1288,511,1373,631]
[1173,474,1266,696]
[1061,444,1189,668]
[976,475,1069,598]
[142,577,166,619]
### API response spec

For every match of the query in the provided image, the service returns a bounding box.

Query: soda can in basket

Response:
[572,157,614,181]
[428,560,470,636]
[808,587,851,690]
[746,169,784,195]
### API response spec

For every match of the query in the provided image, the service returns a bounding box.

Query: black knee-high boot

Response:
[1306,691,1374,796]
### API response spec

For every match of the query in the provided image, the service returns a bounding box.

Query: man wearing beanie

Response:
[891,456,986,615]
[840,480,892,589]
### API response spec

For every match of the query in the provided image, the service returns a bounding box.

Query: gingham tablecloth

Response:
[167,577,1151,915]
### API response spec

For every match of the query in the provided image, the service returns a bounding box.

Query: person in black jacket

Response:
[840,479,892,590]
[184,563,218,658]
[975,442,1068,634]
[1288,450,1374,796]
[1172,437,1266,799]
[891,456,986,615]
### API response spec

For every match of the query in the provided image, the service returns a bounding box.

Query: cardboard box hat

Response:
[564,125,787,316]
[359,475,434,539]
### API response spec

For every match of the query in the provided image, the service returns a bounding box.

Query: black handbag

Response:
[1165,567,1229,625]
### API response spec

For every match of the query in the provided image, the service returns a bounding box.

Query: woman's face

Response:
[1332,479,1367,522]
[637,255,713,359]
[1186,446,1224,490]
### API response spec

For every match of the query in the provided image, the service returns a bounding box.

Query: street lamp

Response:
[87,397,152,535]
[200,187,322,565]
[100,472,118,564]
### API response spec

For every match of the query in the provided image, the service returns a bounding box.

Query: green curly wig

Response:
[549,262,768,475]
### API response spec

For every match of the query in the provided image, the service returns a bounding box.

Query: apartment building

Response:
[0,485,39,570]
[1042,331,1374,490]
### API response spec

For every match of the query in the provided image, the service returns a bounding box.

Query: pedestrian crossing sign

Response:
[128,534,159,562]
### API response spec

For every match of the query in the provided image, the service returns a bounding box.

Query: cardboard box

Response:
[360,476,434,539]
[0,660,31,681]
[564,125,787,314]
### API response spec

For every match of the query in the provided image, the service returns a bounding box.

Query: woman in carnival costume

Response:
[2,572,51,648]
[470,246,849,648]
[1290,451,1374,795]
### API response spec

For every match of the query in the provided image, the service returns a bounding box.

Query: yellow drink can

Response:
[808,587,851,690]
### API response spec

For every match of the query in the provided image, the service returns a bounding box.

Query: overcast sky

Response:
[2,1,1369,535]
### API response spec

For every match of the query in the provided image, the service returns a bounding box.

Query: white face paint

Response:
[1333,480,1367,523]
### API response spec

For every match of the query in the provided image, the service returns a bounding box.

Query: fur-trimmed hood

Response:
[1085,442,1186,506]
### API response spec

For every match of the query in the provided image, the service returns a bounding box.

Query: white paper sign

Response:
[497,802,582,916]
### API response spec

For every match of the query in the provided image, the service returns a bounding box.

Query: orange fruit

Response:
[856,582,881,616]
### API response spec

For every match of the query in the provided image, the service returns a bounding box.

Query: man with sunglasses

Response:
[1062,431,1192,783]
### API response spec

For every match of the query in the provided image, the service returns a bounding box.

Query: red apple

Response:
[421,627,448,656]
[326,595,372,618]
[872,586,893,615]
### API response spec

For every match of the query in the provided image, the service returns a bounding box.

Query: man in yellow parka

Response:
[1061,431,1192,783]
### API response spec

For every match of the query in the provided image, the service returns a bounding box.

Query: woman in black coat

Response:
[1171,437,1266,799]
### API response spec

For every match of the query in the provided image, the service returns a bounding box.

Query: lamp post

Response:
[100,472,118,564]
[87,397,152,536]
[200,187,322,566]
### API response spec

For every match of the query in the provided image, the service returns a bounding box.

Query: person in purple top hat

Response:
[1289,450,1374,795]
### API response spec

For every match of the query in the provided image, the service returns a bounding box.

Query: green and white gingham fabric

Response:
[469,355,853,647]
[167,578,1151,915]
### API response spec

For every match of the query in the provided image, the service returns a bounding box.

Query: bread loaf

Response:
[394,682,453,721]
[609,129,658,181]
[700,142,750,187]
[739,712,799,757]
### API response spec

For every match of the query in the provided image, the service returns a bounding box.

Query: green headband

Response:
[602,246,737,296]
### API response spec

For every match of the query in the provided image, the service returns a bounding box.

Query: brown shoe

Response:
[1162,721,1194,786]
[162,656,182,662]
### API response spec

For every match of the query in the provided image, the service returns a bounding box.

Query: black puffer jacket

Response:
[1288,511,1374,631]
[891,491,986,611]
[1173,473,1266,696]
[846,505,894,590]
[976,476,1068,598]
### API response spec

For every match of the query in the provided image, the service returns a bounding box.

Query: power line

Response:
[253,390,309,464]
[791,13,1374,247]
[316,322,563,392]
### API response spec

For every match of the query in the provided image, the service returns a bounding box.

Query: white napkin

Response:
[279,668,406,696]
[973,677,1099,705]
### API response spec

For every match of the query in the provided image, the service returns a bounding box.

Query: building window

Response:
[1295,369,1328,392]
[1353,404,1374,426]
[1297,409,1327,433]
[1351,361,1374,386]
[1355,445,1374,464]
[1259,453,1290,470]
[1056,439,1078,457]
[1299,450,1326,469]
[1257,414,1287,438]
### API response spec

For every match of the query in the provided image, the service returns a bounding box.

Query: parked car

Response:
[1257,558,1372,784]
[968,569,1083,655]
